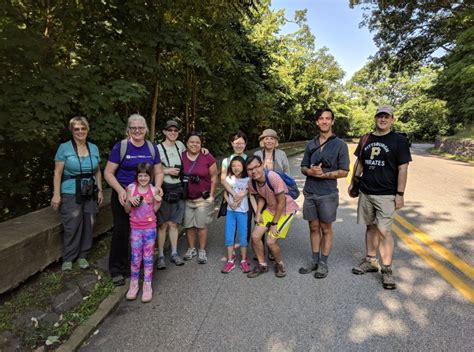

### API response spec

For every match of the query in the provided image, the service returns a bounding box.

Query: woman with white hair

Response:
[104,114,164,286]
[253,129,289,173]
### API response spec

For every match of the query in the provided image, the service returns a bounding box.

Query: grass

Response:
[428,147,473,163]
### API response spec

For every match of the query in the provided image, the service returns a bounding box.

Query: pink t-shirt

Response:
[248,171,299,215]
[127,183,157,230]
[182,152,216,200]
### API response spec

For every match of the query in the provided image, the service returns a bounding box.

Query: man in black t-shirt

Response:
[349,105,411,290]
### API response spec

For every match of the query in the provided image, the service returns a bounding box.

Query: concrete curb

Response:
[59,145,307,351]
[57,283,128,352]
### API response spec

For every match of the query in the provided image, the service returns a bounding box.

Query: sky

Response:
[272,0,378,82]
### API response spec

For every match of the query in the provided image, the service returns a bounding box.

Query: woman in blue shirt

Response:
[52,116,103,271]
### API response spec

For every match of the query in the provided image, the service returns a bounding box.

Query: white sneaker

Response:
[184,248,197,261]
[197,249,207,264]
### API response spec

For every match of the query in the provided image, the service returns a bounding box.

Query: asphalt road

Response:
[81,144,473,352]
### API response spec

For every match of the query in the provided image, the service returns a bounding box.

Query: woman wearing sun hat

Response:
[253,128,289,173]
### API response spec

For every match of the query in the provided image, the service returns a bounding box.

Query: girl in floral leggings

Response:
[124,163,161,303]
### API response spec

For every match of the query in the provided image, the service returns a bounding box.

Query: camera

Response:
[312,157,332,169]
[171,164,183,179]
[201,190,210,199]
[80,178,95,197]
[131,196,144,207]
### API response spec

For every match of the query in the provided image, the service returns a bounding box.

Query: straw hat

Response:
[258,128,279,141]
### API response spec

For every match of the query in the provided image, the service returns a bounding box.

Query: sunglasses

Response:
[129,126,146,132]
[166,128,179,133]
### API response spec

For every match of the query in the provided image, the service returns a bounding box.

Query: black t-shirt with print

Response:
[354,132,412,195]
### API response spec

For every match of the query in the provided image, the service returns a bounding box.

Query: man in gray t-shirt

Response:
[299,108,350,279]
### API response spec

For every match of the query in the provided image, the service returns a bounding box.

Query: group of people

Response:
[52,104,411,304]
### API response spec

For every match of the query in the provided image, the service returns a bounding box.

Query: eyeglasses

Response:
[232,142,246,147]
[73,127,87,132]
[129,126,146,132]
[166,128,179,133]
[247,164,262,173]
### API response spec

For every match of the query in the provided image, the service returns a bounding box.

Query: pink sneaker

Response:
[221,261,236,274]
[126,279,139,300]
[141,281,153,303]
[240,260,251,273]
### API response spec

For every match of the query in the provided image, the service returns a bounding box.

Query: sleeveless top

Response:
[128,183,157,230]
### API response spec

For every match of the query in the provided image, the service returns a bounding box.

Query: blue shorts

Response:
[225,210,248,247]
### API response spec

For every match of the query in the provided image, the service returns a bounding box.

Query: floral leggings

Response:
[130,228,156,282]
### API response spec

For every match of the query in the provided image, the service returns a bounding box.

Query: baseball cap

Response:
[375,105,394,116]
[164,120,179,129]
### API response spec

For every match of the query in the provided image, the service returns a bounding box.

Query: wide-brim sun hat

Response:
[259,128,279,141]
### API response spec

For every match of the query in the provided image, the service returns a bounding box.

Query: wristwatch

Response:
[396,191,404,196]
[270,222,278,226]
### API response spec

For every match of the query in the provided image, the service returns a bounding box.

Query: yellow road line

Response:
[395,214,474,280]
[392,224,474,304]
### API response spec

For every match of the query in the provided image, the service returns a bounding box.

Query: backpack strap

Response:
[120,139,156,164]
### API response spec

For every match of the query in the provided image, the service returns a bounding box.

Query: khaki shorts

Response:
[184,199,214,229]
[357,192,395,230]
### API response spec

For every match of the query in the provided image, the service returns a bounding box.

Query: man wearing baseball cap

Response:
[348,105,411,289]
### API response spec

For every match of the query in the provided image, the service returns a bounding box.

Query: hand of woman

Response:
[119,189,128,206]
[97,190,104,206]
[128,195,142,207]
[154,193,162,202]
[51,194,61,211]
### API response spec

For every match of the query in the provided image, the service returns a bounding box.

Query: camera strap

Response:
[159,142,182,168]
[309,134,337,160]
[71,139,94,180]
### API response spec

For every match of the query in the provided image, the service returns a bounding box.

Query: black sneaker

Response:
[314,261,328,279]
[298,262,318,274]
[112,275,125,287]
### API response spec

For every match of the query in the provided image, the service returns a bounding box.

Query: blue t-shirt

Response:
[108,140,161,187]
[55,141,100,194]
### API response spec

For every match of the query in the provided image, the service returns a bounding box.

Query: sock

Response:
[259,262,267,267]
[229,258,234,263]
[366,255,376,261]
[159,248,164,257]
[171,247,177,256]
[312,251,320,264]
[320,254,328,264]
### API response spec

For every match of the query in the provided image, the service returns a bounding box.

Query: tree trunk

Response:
[150,80,159,142]
[191,74,197,130]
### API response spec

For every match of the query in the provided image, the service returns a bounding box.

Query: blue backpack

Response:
[252,170,300,199]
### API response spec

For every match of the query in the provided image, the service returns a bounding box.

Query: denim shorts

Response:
[302,192,339,223]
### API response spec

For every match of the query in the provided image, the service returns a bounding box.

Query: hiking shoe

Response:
[240,260,251,273]
[247,264,269,278]
[126,279,139,300]
[298,262,318,274]
[77,258,90,269]
[352,258,379,275]
[61,261,73,271]
[381,266,396,290]
[156,256,167,270]
[184,248,197,261]
[221,261,236,274]
[170,254,184,266]
[314,261,328,279]
[197,249,207,264]
[112,275,125,287]
[141,281,153,303]
[275,263,287,278]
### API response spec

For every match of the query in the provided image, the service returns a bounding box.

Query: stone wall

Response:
[435,137,474,158]
[0,189,112,294]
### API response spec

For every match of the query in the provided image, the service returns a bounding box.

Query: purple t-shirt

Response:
[182,152,216,200]
[108,140,161,187]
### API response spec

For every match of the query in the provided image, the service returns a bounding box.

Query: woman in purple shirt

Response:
[104,114,164,286]
[181,131,218,265]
